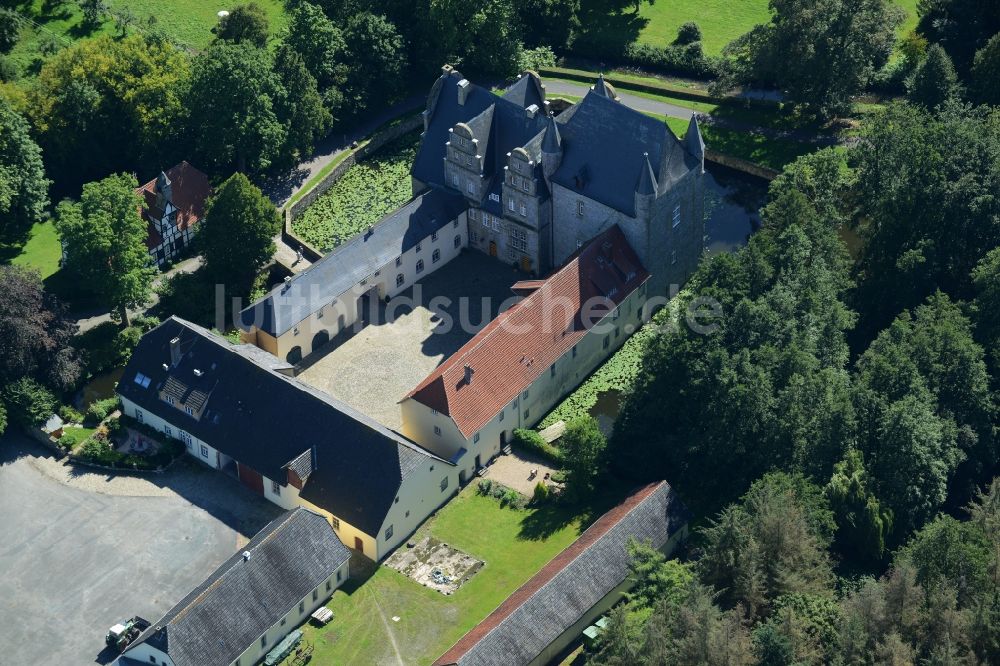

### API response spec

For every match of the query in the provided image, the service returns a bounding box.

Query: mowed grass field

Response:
[8,220,61,279]
[633,0,921,54]
[6,0,288,76]
[294,487,602,665]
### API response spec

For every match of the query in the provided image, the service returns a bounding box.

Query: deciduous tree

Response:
[716,0,903,117]
[199,173,280,296]
[0,99,49,246]
[0,265,80,390]
[55,173,155,326]
[341,12,406,114]
[560,416,606,502]
[212,2,270,47]
[185,42,285,173]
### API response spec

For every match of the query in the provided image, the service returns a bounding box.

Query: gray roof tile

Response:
[118,317,449,535]
[126,508,350,666]
[434,482,690,666]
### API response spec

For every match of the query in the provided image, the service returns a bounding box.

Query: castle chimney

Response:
[457,79,471,106]
[464,364,474,384]
[169,336,182,367]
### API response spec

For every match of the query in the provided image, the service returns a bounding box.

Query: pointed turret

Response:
[635,152,657,220]
[591,73,619,101]
[541,114,562,180]
[635,152,656,196]
[154,170,172,210]
[685,114,706,174]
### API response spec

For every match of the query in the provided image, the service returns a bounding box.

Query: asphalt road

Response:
[0,436,275,665]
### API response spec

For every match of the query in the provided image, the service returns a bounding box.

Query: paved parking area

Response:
[297,251,527,429]
[0,434,282,665]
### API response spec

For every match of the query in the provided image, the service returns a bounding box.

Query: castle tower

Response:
[591,73,619,101]
[540,114,562,182]
[634,152,657,222]
[685,114,706,174]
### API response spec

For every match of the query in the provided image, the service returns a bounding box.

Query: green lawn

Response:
[631,0,920,55]
[295,488,598,665]
[6,0,288,80]
[10,220,61,279]
[106,0,288,49]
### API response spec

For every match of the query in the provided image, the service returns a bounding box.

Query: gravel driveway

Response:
[0,434,282,665]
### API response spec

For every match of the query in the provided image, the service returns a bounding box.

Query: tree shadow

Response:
[518,479,636,541]
[574,0,649,60]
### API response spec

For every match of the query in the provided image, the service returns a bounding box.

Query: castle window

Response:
[524,409,529,420]
[431,232,438,242]
[520,203,527,216]
[396,273,405,287]
[572,345,578,358]
[416,259,425,274]
[396,256,402,267]
[432,249,441,264]
[474,432,480,443]
[508,198,516,212]
[415,243,422,253]
[454,235,461,248]
[331,516,340,530]
[467,181,475,194]
[441,476,449,491]
[671,251,677,265]
[508,225,527,252]
[453,219,459,228]
[385,525,394,540]
[470,230,478,243]
[577,201,584,216]
[550,363,556,378]
[672,205,681,227]
[603,336,610,349]
[452,173,459,186]
[434,426,442,436]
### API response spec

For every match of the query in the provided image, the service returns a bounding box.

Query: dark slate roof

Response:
[411,69,549,199]
[118,317,449,535]
[240,188,467,337]
[551,90,698,216]
[434,481,690,666]
[126,508,350,666]
[503,72,546,110]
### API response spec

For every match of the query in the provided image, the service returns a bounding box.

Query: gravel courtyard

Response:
[297,251,527,429]
[0,434,282,665]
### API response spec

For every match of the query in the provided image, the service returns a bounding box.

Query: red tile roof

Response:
[433,481,668,665]
[406,225,648,438]
[137,161,210,249]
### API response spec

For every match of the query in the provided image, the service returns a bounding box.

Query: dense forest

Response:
[581,4,1000,660]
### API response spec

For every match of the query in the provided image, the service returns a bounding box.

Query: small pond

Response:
[75,367,124,410]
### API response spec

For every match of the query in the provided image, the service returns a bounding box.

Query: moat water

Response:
[703,162,768,256]
[586,162,770,429]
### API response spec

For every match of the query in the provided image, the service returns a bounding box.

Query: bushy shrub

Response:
[58,432,79,450]
[59,404,84,424]
[622,42,720,79]
[0,400,7,437]
[74,320,148,375]
[675,22,702,45]
[84,396,120,425]
[533,481,550,503]
[500,488,527,510]
[477,478,494,496]
[513,428,562,464]
[4,377,57,427]
[519,45,556,72]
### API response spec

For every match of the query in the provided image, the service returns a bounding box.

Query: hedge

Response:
[538,65,782,111]
[512,428,563,465]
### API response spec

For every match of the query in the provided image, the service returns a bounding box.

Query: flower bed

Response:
[70,415,185,471]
